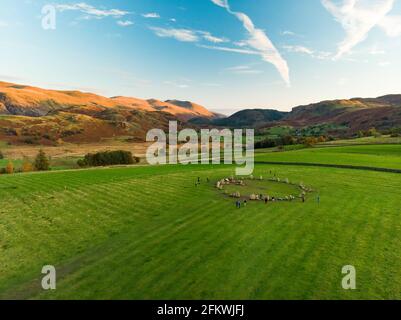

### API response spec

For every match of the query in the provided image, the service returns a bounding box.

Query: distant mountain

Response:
[211,109,288,127]
[189,109,287,127]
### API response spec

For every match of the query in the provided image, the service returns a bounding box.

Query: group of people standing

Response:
[195,177,209,187]
[235,200,247,208]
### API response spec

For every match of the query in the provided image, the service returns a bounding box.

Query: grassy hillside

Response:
[255,144,401,170]
[1,146,401,299]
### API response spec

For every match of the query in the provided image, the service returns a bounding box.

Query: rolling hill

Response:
[204,95,401,135]
[213,109,288,127]
[284,95,401,133]
[0,81,216,120]
[0,81,218,145]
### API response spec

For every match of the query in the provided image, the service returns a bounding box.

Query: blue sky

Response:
[1,0,401,114]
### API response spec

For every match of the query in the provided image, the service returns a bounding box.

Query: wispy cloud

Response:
[283,45,314,55]
[199,31,229,43]
[149,27,228,44]
[283,45,332,60]
[210,0,290,86]
[225,65,263,75]
[164,81,190,89]
[150,27,199,42]
[117,20,134,27]
[0,21,8,27]
[199,44,259,55]
[142,12,160,19]
[56,3,130,19]
[281,30,297,37]
[322,0,400,59]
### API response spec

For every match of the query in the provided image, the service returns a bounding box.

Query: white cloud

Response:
[210,0,290,86]
[150,27,228,44]
[233,40,248,47]
[379,14,401,37]
[282,45,332,60]
[150,27,199,42]
[226,65,263,75]
[117,20,133,27]
[170,18,177,22]
[199,31,229,43]
[199,44,259,55]
[211,0,229,7]
[282,30,296,36]
[0,21,8,27]
[142,12,160,19]
[283,45,314,55]
[322,0,399,59]
[56,3,130,18]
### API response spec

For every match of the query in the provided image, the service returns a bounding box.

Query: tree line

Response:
[255,135,328,149]
[0,149,50,174]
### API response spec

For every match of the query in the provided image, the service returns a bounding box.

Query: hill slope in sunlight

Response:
[0,81,217,120]
[208,96,401,135]
[0,81,218,145]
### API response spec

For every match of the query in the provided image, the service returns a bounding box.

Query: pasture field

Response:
[319,135,401,146]
[255,144,401,170]
[1,145,401,299]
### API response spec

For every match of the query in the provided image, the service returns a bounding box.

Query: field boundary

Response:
[255,161,401,174]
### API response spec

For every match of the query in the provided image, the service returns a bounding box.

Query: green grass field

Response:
[1,144,401,299]
[255,144,401,170]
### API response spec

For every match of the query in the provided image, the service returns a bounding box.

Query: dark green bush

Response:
[35,149,50,171]
[78,150,138,167]
[255,135,296,149]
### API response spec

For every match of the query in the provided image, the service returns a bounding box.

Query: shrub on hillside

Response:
[77,150,138,167]
[35,150,50,171]
[0,150,3,159]
[22,158,34,172]
[5,161,14,174]
[304,137,318,147]
[390,127,401,137]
